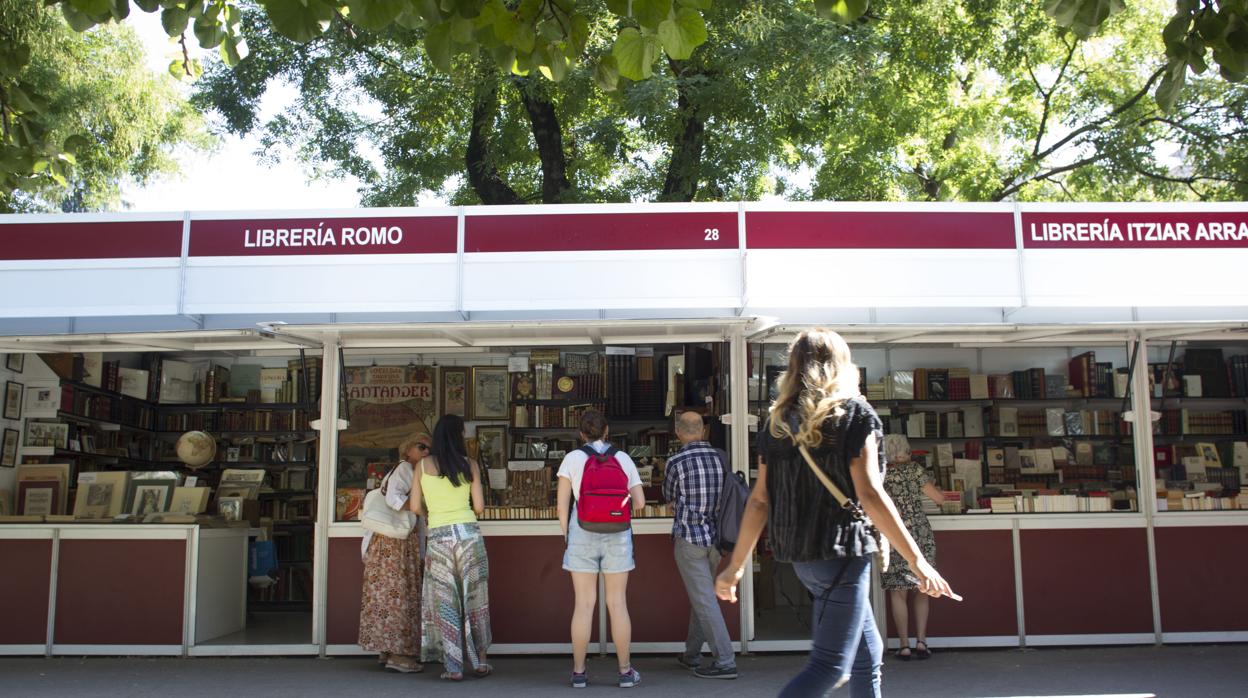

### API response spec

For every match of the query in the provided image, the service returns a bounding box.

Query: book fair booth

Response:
[0,202,1245,657]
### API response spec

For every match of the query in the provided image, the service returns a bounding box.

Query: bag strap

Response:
[797,444,852,508]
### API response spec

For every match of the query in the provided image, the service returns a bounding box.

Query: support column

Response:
[313,334,342,655]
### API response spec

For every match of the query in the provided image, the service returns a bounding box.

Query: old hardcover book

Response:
[997,407,1019,437]
[1068,351,1095,398]
[891,371,915,400]
[969,374,990,400]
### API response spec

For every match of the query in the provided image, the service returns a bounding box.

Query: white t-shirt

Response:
[557,440,643,500]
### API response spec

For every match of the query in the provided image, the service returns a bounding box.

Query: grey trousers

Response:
[674,537,736,669]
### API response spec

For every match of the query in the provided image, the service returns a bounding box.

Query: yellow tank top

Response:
[421,461,477,530]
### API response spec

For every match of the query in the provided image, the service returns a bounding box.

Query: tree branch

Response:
[1032,65,1166,163]
[513,77,572,204]
[466,80,523,205]
[994,153,1107,200]
[1032,38,1078,159]
[660,59,707,202]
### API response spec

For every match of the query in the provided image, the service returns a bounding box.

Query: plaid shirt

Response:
[663,440,725,547]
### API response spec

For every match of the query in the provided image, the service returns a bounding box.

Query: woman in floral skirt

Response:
[881,434,944,661]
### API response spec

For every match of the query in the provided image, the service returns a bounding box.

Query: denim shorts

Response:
[562,517,634,574]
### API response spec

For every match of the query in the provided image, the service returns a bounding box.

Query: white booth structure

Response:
[0,201,1245,656]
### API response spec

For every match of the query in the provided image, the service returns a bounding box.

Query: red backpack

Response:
[576,445,632,533]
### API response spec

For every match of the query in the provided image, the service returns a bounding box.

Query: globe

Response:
[175,431,217,469]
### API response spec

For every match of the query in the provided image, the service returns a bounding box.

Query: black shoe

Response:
[676,654,700,670]
[693,665,738,680]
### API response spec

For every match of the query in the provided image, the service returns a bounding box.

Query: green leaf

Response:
[260,0,336,42]
[8,85,40,114]
[491,44,516,72]
[135,0,161,12]
[538,50,569,82]
[677,0,711,9]
[594,54,619,92]
[109,0,131,21]
[1163,15,1191,45]
[346,0,406,31]
[1177,0,1200,13]
[570,14,589,53]
[70,0,113,16]
[657,7,707,60]
[513,21,537,53]
[605,0,630,17]
[221,34,249,66]
[194,15,226,48]
[396,8,424,30]
[161,6,189,36]
[63,134,92,154]
[1154,60,1186,112]
[451,16,475,43]
[633,0,672,30]
[61,3,99,32]
[425,21,453,71]
[613,27,657,81]
[0,44,32,78]
[815,0,869,24]
[1044,0,1081,27]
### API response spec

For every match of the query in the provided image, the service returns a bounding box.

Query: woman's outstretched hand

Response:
[913,558,961,600]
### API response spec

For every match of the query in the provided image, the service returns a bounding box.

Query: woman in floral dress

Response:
[358,434,431,673]
[881,434,944,660]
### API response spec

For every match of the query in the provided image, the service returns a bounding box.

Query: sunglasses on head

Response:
[416,443,430,451]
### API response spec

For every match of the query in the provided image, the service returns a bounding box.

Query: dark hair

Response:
[579,410,608,442]
[430,415,472,487]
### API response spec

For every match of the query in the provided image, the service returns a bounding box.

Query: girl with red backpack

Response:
[557,410,646,689]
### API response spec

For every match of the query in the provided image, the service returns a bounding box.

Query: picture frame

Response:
[24,421,68,450]
[23,385,60,417]
[72,472,130,519]
[18,479,60,516]
[5,353,23,373]
[3,380,21,420]
[1,428,17,467]
[476,426,506,470]
[471,366,509,420]
[441,367,471,418]
[125,478,177,517]
[511,371,536,401]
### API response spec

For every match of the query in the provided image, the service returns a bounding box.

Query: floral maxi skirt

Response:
[358,529,422,656]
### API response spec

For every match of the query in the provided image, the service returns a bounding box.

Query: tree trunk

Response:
[660,62,706,202]
[514,77,572,204]
[466,81,523,205]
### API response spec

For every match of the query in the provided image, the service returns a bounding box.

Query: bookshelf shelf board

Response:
[51,450,160,468]
[511,398,607,406]
[154,430,319,437]
[1153,433,1248,439]
[258,490,316,499]
[903,435,1130,441]
[874,397,1127,406]
[273,522,315,529]
[56,411,155,433]
[158,402,315,410]
[248,601,312,611]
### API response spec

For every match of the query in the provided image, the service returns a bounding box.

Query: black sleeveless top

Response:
[755,396,884,563]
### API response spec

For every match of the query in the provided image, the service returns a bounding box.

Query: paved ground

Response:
[0,645,1242,697]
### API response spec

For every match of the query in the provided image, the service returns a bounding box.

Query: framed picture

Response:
[18,479,60,516]
[511,371,536,401]
[471,366,508,420]
[125,478,176,517]
[23,385,60,417]
[24,421,68,450]
[3,380,21,420]
[441,367,471,418]
[2,428,18,467]
[5,353,23,373]
[476,426,506,470]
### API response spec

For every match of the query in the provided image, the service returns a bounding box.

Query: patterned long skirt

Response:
[421,523,491,674]
[358,528,422,656]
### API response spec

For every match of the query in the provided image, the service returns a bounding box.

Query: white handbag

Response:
[360,463,418,539]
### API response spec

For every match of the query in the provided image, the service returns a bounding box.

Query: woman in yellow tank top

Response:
[409,414,491,681]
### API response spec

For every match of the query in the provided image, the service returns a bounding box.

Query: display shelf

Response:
[56,410,155,433]
[59,379,156,407]
[258,490,315,499]
[49,449,161,468]
[154,429,318,437]
[510,398,606,405]
[158,402,316,410]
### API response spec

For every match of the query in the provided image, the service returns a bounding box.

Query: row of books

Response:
[475,503,676,521]
[1156,492,1248,511]
[157,408,311,433]
[510,403,597,429]
[1155,408,1248,436]
[59,384,156,429]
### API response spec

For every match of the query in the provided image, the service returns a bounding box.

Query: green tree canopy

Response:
[0,0,209,212]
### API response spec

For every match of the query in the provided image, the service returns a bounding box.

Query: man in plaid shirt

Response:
[663,411,737,679]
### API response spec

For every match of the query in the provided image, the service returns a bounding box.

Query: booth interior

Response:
[2,322,1247,653]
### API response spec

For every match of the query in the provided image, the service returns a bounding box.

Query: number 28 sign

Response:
[465,211,739,252]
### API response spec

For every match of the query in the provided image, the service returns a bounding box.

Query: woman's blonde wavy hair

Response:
[768,329,861,448]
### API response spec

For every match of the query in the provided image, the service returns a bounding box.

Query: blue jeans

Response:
[780,556,882,698]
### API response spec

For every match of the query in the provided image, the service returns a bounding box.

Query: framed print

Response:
[5,353,23,373]
[3,380,21,420]
[2,428,18,466]
[476,426,506,470]
[72,471,130,519]
[23,385,60,417]
[125,477,176,516]
[18,479,60,516]
[471,366,508,420]
[511,371,536,401]
[24,421,68,450]
[441,367,471,418]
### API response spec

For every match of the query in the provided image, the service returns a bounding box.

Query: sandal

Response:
[377,652,391,666]
[915,641,932,660]
[895,646,913,661]
[384,657,424,673]
[473,663,493,678]
[440,672,464,681]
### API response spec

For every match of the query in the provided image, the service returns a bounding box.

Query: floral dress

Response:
[881,460,937,591]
